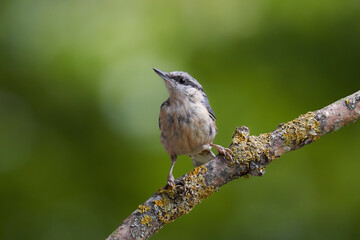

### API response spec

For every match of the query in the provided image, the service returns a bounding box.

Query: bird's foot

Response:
[167,174,175,189]
[211,143,233,162]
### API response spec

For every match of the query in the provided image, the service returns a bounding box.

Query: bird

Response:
[154,68,233,188]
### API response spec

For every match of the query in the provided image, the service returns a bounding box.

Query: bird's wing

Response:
[202,94,216,120]
[159,99,170,130]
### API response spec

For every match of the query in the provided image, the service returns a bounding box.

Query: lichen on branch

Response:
[155,165,218,224]
[106,90,360,240]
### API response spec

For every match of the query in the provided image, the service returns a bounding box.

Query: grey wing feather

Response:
[159,99,170,130]
[202,94,216,120]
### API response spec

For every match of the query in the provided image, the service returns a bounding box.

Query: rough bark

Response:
[106,90,360,240]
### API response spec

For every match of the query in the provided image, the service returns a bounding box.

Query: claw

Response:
[211,143,233,161]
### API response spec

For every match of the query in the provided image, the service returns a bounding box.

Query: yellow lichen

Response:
[154,197,170,208]
[229,112,319,172]
[156,184,178,199]
[345,98,350,106]
[279,111,320,146]
[345,98,357,109]
[188,165,207,176]
[154,165,218,224]
[154,199,163,207]
[140,215,152,226]
[158,212,171,224]
[138,205,150,213]
[230,130,273,166]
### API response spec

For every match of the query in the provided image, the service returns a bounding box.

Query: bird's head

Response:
[153,68,204,99]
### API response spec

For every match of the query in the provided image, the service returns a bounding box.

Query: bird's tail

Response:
[189,149,216,167]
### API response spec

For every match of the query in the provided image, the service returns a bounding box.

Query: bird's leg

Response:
[210,143,233,161]
[167,155,177,188]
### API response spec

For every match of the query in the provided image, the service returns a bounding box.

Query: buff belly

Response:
[159,104,216,156]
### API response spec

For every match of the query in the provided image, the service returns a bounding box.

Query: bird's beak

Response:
[153,68,171,81]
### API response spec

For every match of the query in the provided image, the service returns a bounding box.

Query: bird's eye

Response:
[178,77,185,84]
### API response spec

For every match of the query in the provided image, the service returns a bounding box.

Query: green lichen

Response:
[154,165,218,224]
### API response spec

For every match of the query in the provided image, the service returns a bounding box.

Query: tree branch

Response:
[106,90,360,240]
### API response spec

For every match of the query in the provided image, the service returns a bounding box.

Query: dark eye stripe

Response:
[173,76,203,91]
[173,76,185,83]
[186,81,204,92]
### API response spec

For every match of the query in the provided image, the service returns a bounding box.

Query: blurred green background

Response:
[1,0,360,239]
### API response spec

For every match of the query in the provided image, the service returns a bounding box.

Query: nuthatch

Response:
[153,68,232,187]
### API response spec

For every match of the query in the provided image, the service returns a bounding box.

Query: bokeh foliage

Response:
[0,0,359,239]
